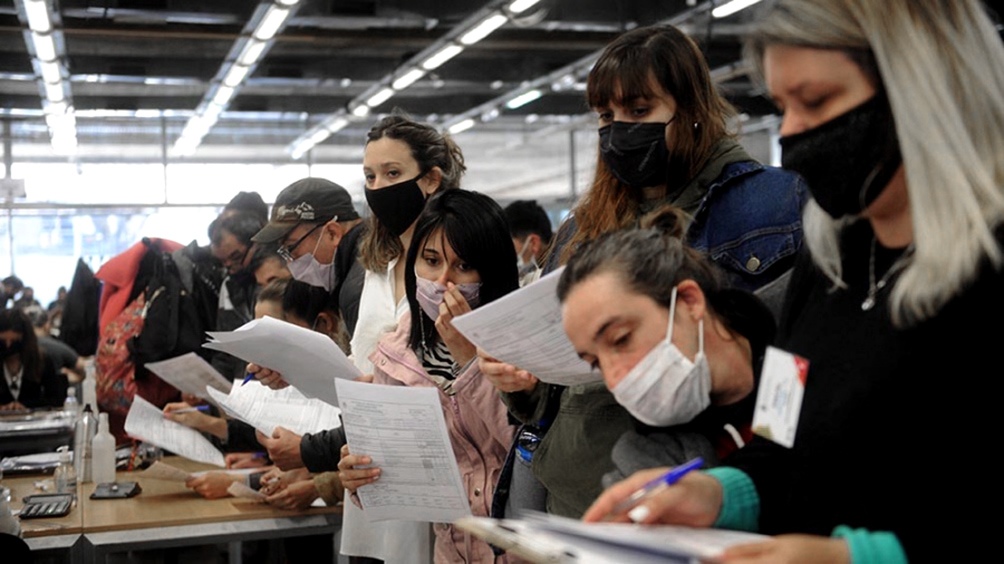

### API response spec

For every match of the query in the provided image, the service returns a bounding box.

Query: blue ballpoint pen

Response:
[610,456,704,516]
[170,405,210,414]
[240,372,255,386]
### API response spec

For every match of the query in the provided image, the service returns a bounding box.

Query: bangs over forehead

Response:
[587,51,660,110]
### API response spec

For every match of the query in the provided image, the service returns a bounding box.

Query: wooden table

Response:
[6,474,84,559]
[8,456,343,563]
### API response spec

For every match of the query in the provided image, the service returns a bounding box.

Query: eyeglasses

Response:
[277,223,323,262]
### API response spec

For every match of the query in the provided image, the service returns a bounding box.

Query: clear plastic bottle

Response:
[74,404,98,482]
[54,446,77,494]
[91,412,117,484]
[62,387,80,418]
[81,368,98,414]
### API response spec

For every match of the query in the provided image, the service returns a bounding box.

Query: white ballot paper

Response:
[205,380,341,437]
[451,266,599,386]
[144,352,232,405]
[124,395,226,467]
[202,315,361,406]
[335,379,471,523]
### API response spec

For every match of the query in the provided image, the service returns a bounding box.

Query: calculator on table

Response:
[19,492,74,519]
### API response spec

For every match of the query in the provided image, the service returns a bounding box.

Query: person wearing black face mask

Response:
[477,23,810,523]
[246,113,467,564]
[579,2,1004,563]
[0,307,67,411]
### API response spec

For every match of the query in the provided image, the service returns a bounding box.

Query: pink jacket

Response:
[370,312,516,564]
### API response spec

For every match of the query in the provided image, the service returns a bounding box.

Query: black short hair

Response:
[504,200,553,245]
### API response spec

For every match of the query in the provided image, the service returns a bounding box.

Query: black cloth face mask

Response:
[0,339,23,359]
[364,173,428,237]
[598,120,672,189]
[780,95,902,219]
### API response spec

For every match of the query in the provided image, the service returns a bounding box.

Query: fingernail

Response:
[628,505,650,523]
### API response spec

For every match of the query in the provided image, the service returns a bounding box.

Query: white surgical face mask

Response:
[516,238,537,277]
[287,232,336,292]
[611,286,711,427]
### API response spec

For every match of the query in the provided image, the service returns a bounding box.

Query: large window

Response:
[1,161,363,307]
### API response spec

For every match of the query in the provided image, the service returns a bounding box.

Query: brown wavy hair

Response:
[359,112,467,272]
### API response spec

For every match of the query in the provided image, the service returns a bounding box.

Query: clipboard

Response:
[455,516,574,563]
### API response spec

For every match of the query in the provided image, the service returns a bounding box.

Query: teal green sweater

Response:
[706,467,908,564]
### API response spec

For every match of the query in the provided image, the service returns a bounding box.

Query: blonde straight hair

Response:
[745,0,1004,327]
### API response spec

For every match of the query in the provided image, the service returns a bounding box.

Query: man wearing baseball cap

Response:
[253,177,362,298]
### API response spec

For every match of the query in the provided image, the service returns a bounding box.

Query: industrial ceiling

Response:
[0,0,775,200]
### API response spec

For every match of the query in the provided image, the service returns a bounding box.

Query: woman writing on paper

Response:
[584,1,1004,562]
[558,207,776,485]
[338,189,519,563]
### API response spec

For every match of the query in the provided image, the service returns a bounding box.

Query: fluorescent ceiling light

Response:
[222,65,251,88]
[448,118,475,135]
[460,13,508,46]
[39,60,61,83]
[712,0,764,18]
[202,102,225,121]
[238,40,268,66]
[43,80,64,102]
[44,99,68,114]
[51,133,77,155]
[307,128,330,146]
[24,0,52,33]
[505,89,543,109]
[420,44,463,70]
[351,104,371,118]
[275,0,301,6]
[365,87,394,108]
[212,85,235,106]
[392,68,425,90]
[45,112,73,130]
[507,0,542,14]
[254,5,290,41]
[325,117,349,133]
[31,33,57,61]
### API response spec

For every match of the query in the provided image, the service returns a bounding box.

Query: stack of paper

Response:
[206,380,341,437]
[203,315,362,406]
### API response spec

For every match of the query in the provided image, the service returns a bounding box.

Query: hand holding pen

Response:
[610,457,703,521]
[583,456,722,525]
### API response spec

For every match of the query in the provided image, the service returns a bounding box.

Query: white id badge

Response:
[751,346,808,448]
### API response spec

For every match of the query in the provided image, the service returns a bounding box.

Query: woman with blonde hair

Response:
[585,1,1004,562]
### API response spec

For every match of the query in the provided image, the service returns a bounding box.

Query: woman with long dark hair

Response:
[339,189,519,563]
[0,307,67,410]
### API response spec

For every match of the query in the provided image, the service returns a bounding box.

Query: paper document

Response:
[451,267,599,386]
[228,481,267,501]
[141,460,264,482]
[205,380,341,437]
[203,316,361,406]
[335,379,471,523]
[144,352,232,405]
[124,395,226,467]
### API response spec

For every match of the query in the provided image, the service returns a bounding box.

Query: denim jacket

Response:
[686,160,808,292]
